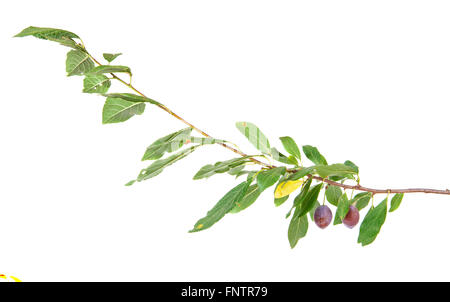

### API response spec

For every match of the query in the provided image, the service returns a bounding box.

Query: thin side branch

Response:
[312,176,450,195]
[88,54,270,168]
[86,50,450,196]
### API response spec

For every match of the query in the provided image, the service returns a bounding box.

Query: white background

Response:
[1,0,449,281]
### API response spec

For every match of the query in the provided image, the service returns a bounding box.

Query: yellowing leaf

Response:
[0,274,21,282]
[274,180,303,199]
[10,276,21,282]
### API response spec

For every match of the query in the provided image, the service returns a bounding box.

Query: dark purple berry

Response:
[314,205,332,229]
[343,205,360,229]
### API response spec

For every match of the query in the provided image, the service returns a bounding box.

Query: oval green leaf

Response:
[190,181,250,232]
[88,65,131,76]
[193,157,252,180]
[334,193,350,225]
[102,97,146,124]
[103,93,161,105]
[302,145,327,165]
[353,192,372,210]
[15,26,81,49]
[136,146,199,182]
[83,74,111,93]
[325,185,342,206]
[389,193,404,212]
[293,178,312,208]
[270,147,298,165]
[275,195,290,207]
[103,53,122,63]
[15,26,79,39]
[235,121,271,154]
[256,167,286,192]
[295,183,323,218]
[287,167,314,181]
[288,212,308,248]
[142,128,193,161]
[344,160,359,174]
[280,136,302,160]
[314,164,358,178]
[66,50,94,76]
[357,198,388,246]
[230,184,261,214]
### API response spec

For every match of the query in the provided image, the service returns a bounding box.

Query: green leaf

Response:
[142,135,225,158]
[293,178,312,208]
[288,212,308,248]
[57,38,80,49]
[325,185,342,206]
[103,93,161,105]
[389,193,404,212]
[286,167,314,181]
[344,160,359,174]
[333,216,342,226]
[295,183,323,218]
[285,206,294,219]
[256,167,286,192]
[102,97,145,124]
[83,74,111,93]
[103,53,122,63]
[328,161,359,182]
[353,192,372,210]
[193,157,252,180]
[88,65,131,76]
[142,128,193,161]
[65,50,94,76]
[136,146,198,182]
[302,145,327,165]
[227,165,246,176]
[245,171,257,181]
[288,156,299,165]
[270,148,298,165]
[230,184,261,214]
[143,135,222,160]
[275,195,290,207]
[14,26,81,49]
[309,200,321,221]
[280,136,302,160]
[124,180,136,186]
[185,137,228,146]
[335,193,350,222]
[15,26,80,39]
[314,164,358,178]
[190,181,250,232]
[333,213,342,225]
[233,170,253,179]
[358,198,388,246]
[235,121,271,154]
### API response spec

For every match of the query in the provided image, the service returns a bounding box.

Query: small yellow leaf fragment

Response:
[196,224,203,230]
[274,180,303,199]
[0,274,21,282]
[10,276,21,282]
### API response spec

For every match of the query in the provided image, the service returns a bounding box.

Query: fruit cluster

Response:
[314,204,359,229]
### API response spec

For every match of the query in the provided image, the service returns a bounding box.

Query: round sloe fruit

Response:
[342,205,360,229]
[314,205,332,229]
